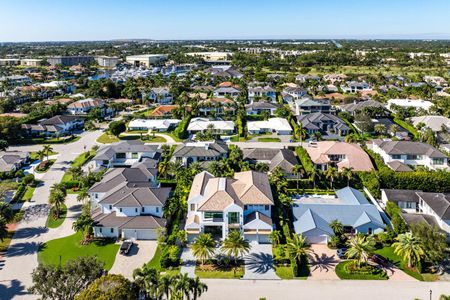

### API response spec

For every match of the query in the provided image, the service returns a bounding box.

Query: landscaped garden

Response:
[96,132,167,143]
[335,260,388,280]
[38,231,120,270]
[35,159,56,173]
[46,203,67,228]
[258,137,281,142]
[195,262,245,279]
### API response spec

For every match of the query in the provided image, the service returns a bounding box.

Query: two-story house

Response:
[372,140,449,171]
[89,166,170,240]
[172,141,228,167]
[247,86,276,103]
[185,171,274,244]
[213,87,240,99]
[67,98,110,115]
[21,115,84,137]
[297,112,349,137]
[92,141,160,170]
[293,98,332,116]
[147,87,173,104]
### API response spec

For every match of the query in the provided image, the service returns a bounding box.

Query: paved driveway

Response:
[242,243,279,280]
[109,241,157,279]
[308,244,340,280]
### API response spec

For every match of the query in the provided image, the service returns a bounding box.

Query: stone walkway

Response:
[180,247,196,278]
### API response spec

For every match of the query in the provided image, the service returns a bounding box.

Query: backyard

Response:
[38,232,120,270]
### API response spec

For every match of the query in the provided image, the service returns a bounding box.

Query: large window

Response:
[228,212,240,224]
[406,154,421,160]
[432,158,444,165]
[116,153,126,159]
[132,152,138,159]
[204,212,223,220]
[391,154,402,159]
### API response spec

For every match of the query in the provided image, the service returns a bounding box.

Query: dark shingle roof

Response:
[383,189,420,203]
[416,192,450,219]
[172,141,228,158]
[373,140,447,158]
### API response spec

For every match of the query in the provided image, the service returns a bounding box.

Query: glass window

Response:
[110,228,114,233]
[204,212,223,219]
[190,204,195,211]
[99,228,102,233]
[109,205,112,210]
[265,205,270,211]
[119,208,122,212]
[102,160,109,165]
[116,153,126,159]
[228,212,239,224]
[433,158,444,165]
[156,207,159,213]
[391,154,402,159]
[141,207,145,212]
[132,152,138,159]
[135,208,138,213]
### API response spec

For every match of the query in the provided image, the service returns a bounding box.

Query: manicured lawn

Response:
[335,261,388,280]
[258,137,281,142]
[374,246,424,281]
[96,133,120,144]
[22,186,35,201]
[147,245,163,269]
[71,150,96,168]
[120,135,166,143]
[46,204,67,229]
[30,150,58,161]
[162,132,183,142]
[275,266,294,279]
[0,231,15,252]
[38,231,120,270]
[195,264,245,279]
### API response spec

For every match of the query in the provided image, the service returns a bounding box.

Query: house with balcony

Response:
[185,171,274,244]
[147,87,173,104]
[213,86,240,99]
[293,98,332,116]
[67,98,111,115]
[89,166,170,240]
[247,86,276,103]
[245,102,280,116]
[92,141,160,170]
[341,81,371,94]
[371,140,449,171]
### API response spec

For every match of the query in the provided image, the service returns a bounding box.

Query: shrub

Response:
[22,173,35,185]
[295,147,314,174]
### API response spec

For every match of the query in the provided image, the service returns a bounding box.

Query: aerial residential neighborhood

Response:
[1,1,450,300]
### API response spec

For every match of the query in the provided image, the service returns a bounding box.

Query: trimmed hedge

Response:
[173,116,191,140]
[295,147,315,174]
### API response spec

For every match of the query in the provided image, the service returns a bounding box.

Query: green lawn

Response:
[71,150,96,168]
[30,150,58,161]
[374,246,425,281]
[195,265,245,279]
[335,261,388,280]
[275,266,294,279]
[22,186,35,201]
[120,135,166,143]
[161,132,183,142]
[38,232,120,270]
[258,137,281,142]
[0,231,15,252]
[96,133,120,144]
[46,204,67,229]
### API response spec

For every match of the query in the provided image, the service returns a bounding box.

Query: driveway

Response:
[109,241,157,279]
[308,244,340,280]
[180,246,196,278]
[242,243,279,280]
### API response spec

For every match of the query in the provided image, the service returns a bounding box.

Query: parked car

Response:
[120,240,133,255]
[369,254,389,267]
[337,248,348,259]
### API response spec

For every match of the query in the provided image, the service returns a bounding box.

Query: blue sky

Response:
[1,0,450,41]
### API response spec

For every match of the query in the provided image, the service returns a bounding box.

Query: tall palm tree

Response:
[392,232,425,269]
[329,219,344,236]
[323,167,337,189]
[48,189,66,218]
[286,234,312,268]
[292,164,303,191]
[67,166,83,182]
[167,161,182,179]
[309,168,318,189]
[133,265,161,300]
[72,212,93,240]
[346,235,373,268]
[269,230,281,246]
[341,167,354,186]
[221,231,251,264]
[159,275,174,300]
[35,150,46,162]
[76,188,89,204]
[42,144,54,161]
[189,276,208,300]
[191,233,216,266]
[175,273,192,300]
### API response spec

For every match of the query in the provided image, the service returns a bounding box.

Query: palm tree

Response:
[269,230,282,246]
[48,189,66,218]
[158,274,174,300]
[76,188,89,204]
[0,202,13,222]
[329,219,344,236]
[286,234,312,269]
[133,265,162,300]
[42,144,54,161]
[175,273,192,300]
[0,217,8,242]
[189,276,207,300]
[67,166,83,182]
[346,235,373,268]
[72,212,93,240]
[323,167,338,189]
[309,168,318,189]
[374,123,386,135]
[35,150,46,162]
[221,231,251,264]
[207,161,223,177]
[292,164,303,191]
[392,232,425,269]
[191,233,216,265]
[167,161,182,179]
[341,167,353,186]
[389,124,399,136]
[188,162,202,177]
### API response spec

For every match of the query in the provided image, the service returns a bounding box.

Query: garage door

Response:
[245,234,271,244]
[305,235,328,244]
[123,229,157,240]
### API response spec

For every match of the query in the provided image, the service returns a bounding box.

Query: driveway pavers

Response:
[110,241,157,279]
[308,244,340,280]
[180,246,196,278]
[242,243,279,280]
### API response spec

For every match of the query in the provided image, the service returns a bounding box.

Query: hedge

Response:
[295,147,315,174]
[173,116,191,139]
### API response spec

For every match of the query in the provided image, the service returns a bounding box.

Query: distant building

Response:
[95,56,119,68]
[186,52,232,64]
[20,59,42,67]
[0,58,20,66]
[47,56,94,66]
[387,99,434,112]
[293,98,332,116]
[172,140,228,167]
[247,118,293,135]
[187,117,235,135]
[127,119,181,132]
[125,54,168,67]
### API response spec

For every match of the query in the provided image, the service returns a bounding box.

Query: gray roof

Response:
[246,102,280,110]
[243,148,298,173]
[0,151,28,172]
[382,189,420,203]
[39,115,82,126]
[335,187,370,205]
[89,168,152,193]
[94,141,159,161]
[297,112,349,131]
[373,140,447,158]
[416,192,450,220]
[244,211,273,226]
[401,213,440,228]
[295,98,330,107]
[99,185,171,207]
[387,161,414,172]
[93,210,166,229]
[172,141,228,159]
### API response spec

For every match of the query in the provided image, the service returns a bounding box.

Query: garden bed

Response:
[374,246,427,281]
[335,261,388,280]
[35,160,56,173]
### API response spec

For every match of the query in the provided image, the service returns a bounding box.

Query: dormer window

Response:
[156,207,159,213]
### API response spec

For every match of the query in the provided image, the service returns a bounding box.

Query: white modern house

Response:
[146,87,173,104]
[247,117,292,135]
[185,171,274,244]
[127,119,181,132]
[247,86,276,103]
[67,98,110,115]
[171,141,228,167]
[372,139,449,171]
[387,99,434,112]
[341,81,371,94]
[187,117,235,135]
[213,86,240,99]
[92,141,159,169]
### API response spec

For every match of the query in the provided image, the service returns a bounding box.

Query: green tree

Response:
[0,139,8,151]
[346,235,373,268]
[329,219,344,236]
[191,233,216,265]
[0,202,13,222]
[189,276,208,300]
[29,257,104,300]
[43,144,54,161]
[0,217,8,242]
[72,206,94,240]
[323,167,338,189]
[49,187,66,219]
[286,234,312,270]
[392,232,425,269]
[410,222,447,266]
[221,231,251,264]
[292,164,304,191]
[75,274,136,300]
[108,121,126,137]
[341,167,353,186]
